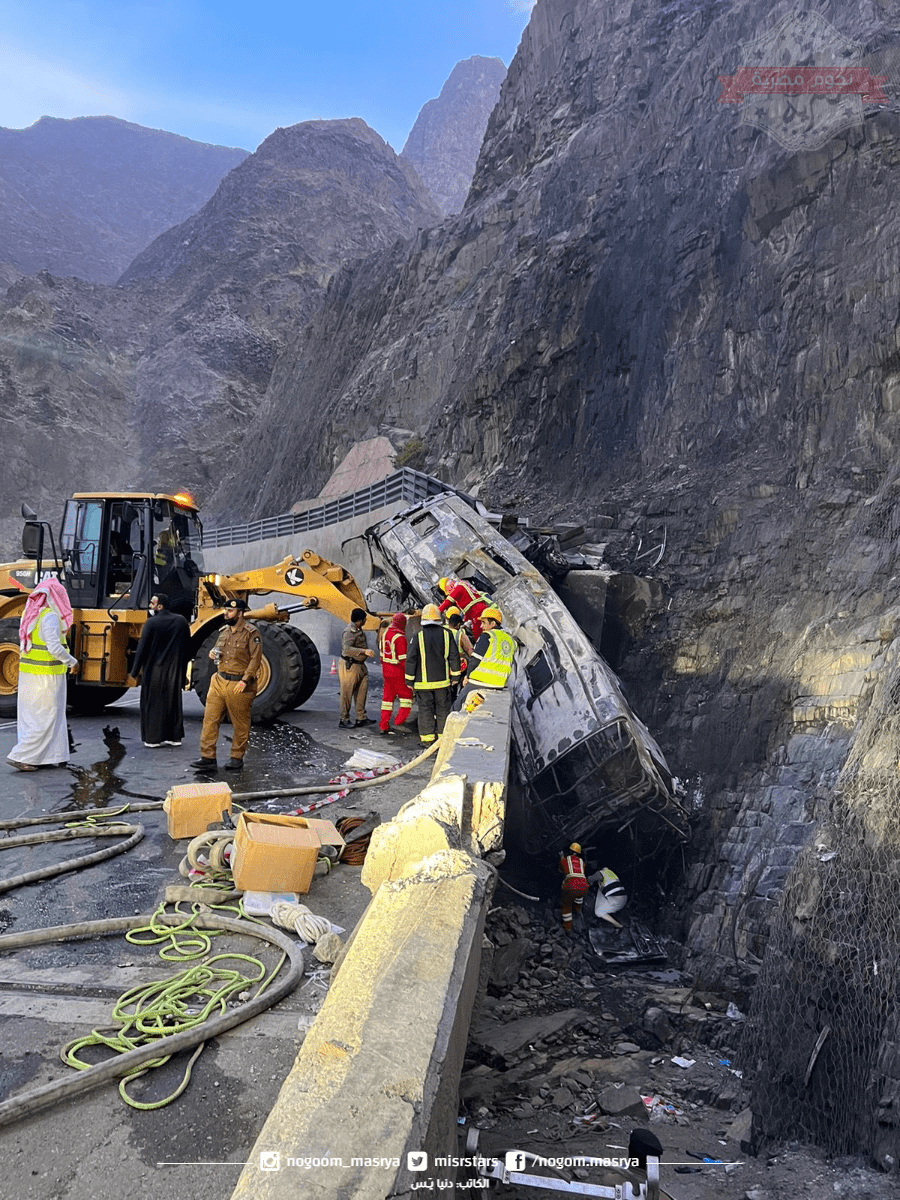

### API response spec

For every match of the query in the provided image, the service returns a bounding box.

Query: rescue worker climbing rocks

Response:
[404,603,460,746]
[559,842,590,935]
[589,866,628,927]
[191,598,261,772]
[379,612,413,735]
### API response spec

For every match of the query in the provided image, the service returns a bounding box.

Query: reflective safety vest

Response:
[19,615,68,676]
[410,628,455,690]
[598,868,626,900]
[468,629,516,688]
[451,627,468,675]
[382,628,407,668]
[560,853,589,894]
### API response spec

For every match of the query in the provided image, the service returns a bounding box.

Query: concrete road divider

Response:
[232,694,512,1199]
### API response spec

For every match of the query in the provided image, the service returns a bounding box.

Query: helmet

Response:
[421,603,442,622]
[445,606,462,621]
[438,577,453,594]
[569,842,582,854]
[481,606,503,624]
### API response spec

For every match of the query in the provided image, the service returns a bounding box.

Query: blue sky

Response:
[0,1,534,152]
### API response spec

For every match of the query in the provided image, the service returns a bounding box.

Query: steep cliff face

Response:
[0,119,439,536]
[0,117,247,283]
[401,55,507,214]
[211,0,900,1161]
[221,0,900,519]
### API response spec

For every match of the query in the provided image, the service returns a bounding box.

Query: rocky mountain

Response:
[401,55,507,214]
[209,0,900,1163]
[0,116,248,283]
[0,118,439,548]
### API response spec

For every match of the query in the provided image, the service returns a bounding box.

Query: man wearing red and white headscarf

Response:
[7,579,79,771]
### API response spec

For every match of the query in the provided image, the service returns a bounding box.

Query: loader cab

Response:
[59,493,204,615]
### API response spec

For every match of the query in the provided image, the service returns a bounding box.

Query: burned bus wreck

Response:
[366,492,690,851]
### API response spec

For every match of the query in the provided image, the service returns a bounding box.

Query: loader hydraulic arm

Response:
[198,553,380,629]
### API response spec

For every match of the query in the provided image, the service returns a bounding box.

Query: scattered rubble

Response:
[460,902,900,1199]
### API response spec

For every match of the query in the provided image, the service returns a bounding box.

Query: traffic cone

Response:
[330,658,337,676]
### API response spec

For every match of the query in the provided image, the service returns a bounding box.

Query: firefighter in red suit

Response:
[379,613,414,735]
[438,577,490,641]
[558,842,590,935]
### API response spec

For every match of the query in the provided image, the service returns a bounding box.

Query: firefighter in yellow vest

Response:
[558,842,590,935]
[445,606,473,701]
[404,604,460,745]
[453,606,516,711]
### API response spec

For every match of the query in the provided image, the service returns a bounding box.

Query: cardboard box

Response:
[163,782,233,840]
[231,813,345,894]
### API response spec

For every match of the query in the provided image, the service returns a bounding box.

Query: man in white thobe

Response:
[7,578,79,771]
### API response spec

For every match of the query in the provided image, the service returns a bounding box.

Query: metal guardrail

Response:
[202,469,465,549]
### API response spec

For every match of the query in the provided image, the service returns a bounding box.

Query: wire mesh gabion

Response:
[740,619,900,1163]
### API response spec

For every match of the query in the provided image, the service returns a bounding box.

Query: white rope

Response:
[270,901,332,944]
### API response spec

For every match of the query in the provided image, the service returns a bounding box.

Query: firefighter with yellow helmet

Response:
[452,605,516,711]
[404,603,461,745]
[559,842,589,935]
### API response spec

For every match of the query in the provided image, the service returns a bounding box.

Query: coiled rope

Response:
[336,816,372,865]
[0,910,303,1126]
[269,901,331,943]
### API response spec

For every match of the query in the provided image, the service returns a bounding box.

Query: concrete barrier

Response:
[232,693,512,1199]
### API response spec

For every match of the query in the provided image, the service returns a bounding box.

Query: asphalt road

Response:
[0,669,432,1200]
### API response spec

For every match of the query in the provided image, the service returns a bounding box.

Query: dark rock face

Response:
[401,55,507,214]
[221,0,900,521]
[0,116,247,283]
[0,119,439,538]
[208,0,900,1163]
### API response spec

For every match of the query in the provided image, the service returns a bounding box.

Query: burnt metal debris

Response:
[366,492,689,851]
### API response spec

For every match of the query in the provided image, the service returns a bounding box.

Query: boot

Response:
[190,757,217,771]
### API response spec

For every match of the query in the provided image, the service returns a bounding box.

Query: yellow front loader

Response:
[0,492,381,722]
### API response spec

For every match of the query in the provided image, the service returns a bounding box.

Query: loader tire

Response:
[281,626,321,709]
[252,623,304,722]
[0,617,21,717]
[190,629,219,709]
[191,623,304,724]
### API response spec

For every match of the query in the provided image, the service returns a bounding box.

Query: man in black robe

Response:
[131,593,191,747]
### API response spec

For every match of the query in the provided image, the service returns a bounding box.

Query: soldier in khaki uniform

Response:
[192,599,262,772]
[338,607,375,728]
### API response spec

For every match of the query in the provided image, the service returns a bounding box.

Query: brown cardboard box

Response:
[231,813,345,894]
[164,782,232,839]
